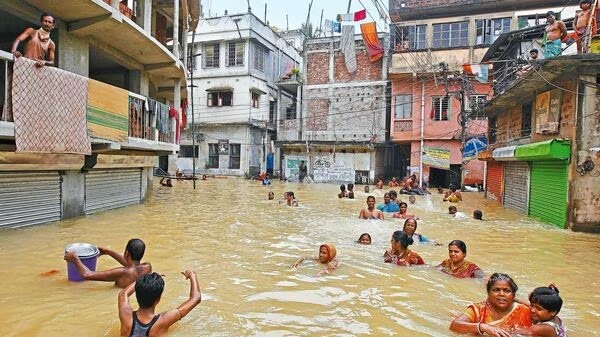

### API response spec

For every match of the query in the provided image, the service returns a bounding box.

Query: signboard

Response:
[534,89,561,134]
[422,147,450,169]
[463,135,488,160]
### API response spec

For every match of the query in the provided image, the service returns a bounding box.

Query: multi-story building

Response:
[177,13,302,178]
[0,0,195,227]
[477,21,600,232]
[387,0,570,188]
[276,31,389,184]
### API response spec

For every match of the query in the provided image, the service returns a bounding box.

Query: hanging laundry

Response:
[337,9,367,22]
[340,25,358,73]
[325,19,341,33]
[360,22,384,62]
[462,63,491,83]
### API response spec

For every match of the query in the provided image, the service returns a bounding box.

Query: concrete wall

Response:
[60,170,85,219]
[57,27,89,77]
[571,76,600,232]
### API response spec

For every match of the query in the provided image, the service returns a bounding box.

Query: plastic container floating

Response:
[65,243,100,282]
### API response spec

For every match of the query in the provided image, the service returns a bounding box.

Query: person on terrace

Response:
[544,11,567,58]
[11,13,56,67]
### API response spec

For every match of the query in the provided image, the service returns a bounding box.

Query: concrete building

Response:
[0,0,195,227]
[387,0,572,188]
[276,31,389,184]
[177,13,302,178]
[476,18,600,231]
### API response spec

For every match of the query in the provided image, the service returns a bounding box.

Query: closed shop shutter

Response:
[529,161,568,228]
[485,162,504,202]
[0,172,61,228]
[85,169,141,215]
[503,162,529,213]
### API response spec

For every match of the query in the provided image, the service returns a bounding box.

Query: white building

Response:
[177,13,302,177]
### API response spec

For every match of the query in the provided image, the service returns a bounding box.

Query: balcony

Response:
[392,119,413,141]
[1,51,178,155]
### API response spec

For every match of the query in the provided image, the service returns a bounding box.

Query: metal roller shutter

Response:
[485,162,504,202]
[529,161,568,228]
[85,169,142,215]
[0,172,61,228]
[503,162,529,213]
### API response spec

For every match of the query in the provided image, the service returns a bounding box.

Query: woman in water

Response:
[437,240,484,278]
[383,230,425,266]
[357,233,371,245]
[450,273,532,336]
[401,218,435,245]
[291,243,338,275]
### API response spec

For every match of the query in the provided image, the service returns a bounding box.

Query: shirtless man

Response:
[443,187,463,202]
[359,196,384,220]
[573,0,596,53]
[64,238,152,288]
[11,13,56,67]
[544,11,567,58]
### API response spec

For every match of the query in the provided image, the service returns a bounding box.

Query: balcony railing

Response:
[1,49,175,145]
[102,0,137,20]
[394,120,413,132]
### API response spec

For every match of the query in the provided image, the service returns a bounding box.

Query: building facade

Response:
[276,32,389,184]
[387,0,573,188]
[0,0,193,227]
[178,13,302,178]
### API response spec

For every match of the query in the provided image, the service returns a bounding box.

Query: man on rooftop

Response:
[544,11,567,58]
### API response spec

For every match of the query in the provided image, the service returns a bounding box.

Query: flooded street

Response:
[0,179,599,336]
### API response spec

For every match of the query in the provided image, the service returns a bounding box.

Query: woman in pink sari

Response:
[450,273,532,336]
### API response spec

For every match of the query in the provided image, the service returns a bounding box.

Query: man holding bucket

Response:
[64,238,152,288]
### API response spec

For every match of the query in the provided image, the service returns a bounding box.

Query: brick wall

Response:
[306,91,329,131]
[307,53,329,85]
[334,51,382,83]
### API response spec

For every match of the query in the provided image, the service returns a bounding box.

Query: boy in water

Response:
[448,205,458,216]
[347,183,355,199]
[118,271,201,337]
[64,238,152,288]
[359,196,384,220]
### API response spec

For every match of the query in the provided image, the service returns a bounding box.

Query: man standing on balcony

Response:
[544,11,567,58]
[11,14,56,67]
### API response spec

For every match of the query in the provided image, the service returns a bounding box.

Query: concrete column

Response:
[61,171,85,219]
[136,0,153,34]
[173,0,180,60]
[57,26,89,77]
[129,70,150,96]
[141,167,152,201]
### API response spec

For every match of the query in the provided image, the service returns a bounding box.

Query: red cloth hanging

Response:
[169,107,180,144]
[360,22,384,62]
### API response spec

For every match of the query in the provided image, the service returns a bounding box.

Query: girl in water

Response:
[291,243,338,275]
[516,285,566,337]
[357,233,371,245]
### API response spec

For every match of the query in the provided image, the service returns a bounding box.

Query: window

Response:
[285,101,297,120]
[521,102,532,137]
[253,44,265,71]
[395,95,412,119]
[431,96,450,121]
[229,144,241,169]
[476,18,511,45]
[466,95,487,118]
[432,21,468,48]
[179,145,198,158]
[393,24,427,51]
[269,100,277,124]
[207,91,233,107]
[208,144,219,168]
[251,92,260,108]
[227,42,245,66]
[202,43,219,68]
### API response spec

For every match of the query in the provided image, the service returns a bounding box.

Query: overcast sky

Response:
[202,0,387,33]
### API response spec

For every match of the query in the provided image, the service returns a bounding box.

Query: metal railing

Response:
[0,50,14,122]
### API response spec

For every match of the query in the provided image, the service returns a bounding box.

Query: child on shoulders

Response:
[516,285,565,337]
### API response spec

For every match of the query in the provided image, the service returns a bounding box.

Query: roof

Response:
[482,18,574,62]
[483,54,600,115]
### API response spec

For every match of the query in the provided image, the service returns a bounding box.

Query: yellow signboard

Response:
[422,147,450,169]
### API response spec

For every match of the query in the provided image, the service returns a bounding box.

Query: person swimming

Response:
[357,233,372,245]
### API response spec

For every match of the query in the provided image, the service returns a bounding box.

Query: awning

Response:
[492,145,517,161]
[477,149,494,161]
[514,139,571,161]
[249,87,267,95]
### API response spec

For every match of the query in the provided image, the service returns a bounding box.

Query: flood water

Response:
[0,179,599,336]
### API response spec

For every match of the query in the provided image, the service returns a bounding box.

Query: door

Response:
[0,172,61,228]
[529,161,568,228]
[486,161,504,202]
[503,162,529,213]
[85,169,142,215]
